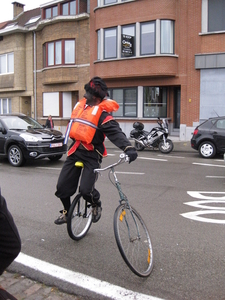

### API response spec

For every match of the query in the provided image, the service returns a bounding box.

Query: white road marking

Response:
[181,192,225,224]
[115,172,145,175]
[138,157,167,162]
[206,176,225,178]
[15,253,163,300]
[192,162,225,168]
[36,167,144,175]
[187,191,225,200]
[184,200,225,210]
[36,167,61,170]
[158,155,185,159]
[181,210,225,224]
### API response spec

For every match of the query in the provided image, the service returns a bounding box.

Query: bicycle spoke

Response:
[67,194,92,241]
[114,204,153,277]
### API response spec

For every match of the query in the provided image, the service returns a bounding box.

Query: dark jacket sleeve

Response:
[99,112,133,151]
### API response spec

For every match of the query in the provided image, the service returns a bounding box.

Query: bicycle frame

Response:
[94,154,141,239]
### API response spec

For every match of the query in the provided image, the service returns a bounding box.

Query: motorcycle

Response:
[130,118,174,153]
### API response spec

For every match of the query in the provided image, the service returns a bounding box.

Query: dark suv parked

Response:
[191,116,225,158]
[0,114,67,167]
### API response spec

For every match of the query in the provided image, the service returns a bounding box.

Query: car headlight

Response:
[20,133,39,142]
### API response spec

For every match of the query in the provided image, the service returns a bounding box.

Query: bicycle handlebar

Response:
[94,153,129,173]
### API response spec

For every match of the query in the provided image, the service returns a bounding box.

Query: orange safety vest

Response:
[69,98,119,144]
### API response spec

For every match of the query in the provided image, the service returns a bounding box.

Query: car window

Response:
[216,119,225,129]
[20,116,43,129]
[2,116,43,130]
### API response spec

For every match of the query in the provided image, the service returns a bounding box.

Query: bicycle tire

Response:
[114,204,153,277]
[67,194,92,241]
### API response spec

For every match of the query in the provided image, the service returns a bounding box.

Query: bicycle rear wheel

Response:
[114,204,153,277]
[67,194,92,241]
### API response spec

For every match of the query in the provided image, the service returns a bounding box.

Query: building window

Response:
[44,40,75,67]
[62,1,76,16]
[25,16,41,25]
[143,87,167,118]
[97,30,101,60]
[0,53,14,74]
[140,21,155,55]
[160,20,174,54]
[45,6,58,18]
[208,0,225,32]
[0,98,11,114]
[65,40,75,63]
[104,0,117,4]
[43,92,72,117]
[99,0,130,6]
[53,6,58,17]
[99,19,175,60]
[44,1,76,19]
[108,88,137,117]
[55,41,62,64]
[121,24,136,57]
[104,28,117,59]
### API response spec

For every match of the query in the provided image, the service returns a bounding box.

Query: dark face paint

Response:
[84,91,101,106]
[84,91,93,105]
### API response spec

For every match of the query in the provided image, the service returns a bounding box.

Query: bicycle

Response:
[67,153,153,277]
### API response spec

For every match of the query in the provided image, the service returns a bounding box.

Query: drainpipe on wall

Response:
[33,31,37,120]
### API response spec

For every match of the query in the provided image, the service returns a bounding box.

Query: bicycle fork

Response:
[111,168,141,241]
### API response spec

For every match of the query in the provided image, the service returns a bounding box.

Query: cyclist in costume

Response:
[54,77,138,225]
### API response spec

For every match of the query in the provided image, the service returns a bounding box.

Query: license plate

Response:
[50,142,62,148]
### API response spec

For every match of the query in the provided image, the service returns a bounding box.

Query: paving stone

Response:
[0,271,85,300]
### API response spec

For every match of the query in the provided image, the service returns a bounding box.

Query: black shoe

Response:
[54,210,68,225]
[92,205,102,223]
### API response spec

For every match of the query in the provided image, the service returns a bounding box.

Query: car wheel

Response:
[8,145,24,167]
[48,155,63,161]
[198,141,216,158]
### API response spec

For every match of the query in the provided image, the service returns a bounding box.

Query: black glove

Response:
[124,147,138,164]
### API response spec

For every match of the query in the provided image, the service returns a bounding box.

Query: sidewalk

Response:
[0,271,83,300]
[0,271,85,300]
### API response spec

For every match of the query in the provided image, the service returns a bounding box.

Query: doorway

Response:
[174,87,180,129]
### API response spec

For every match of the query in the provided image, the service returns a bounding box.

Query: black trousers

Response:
[55,149,101,212]
[0,194,21,275]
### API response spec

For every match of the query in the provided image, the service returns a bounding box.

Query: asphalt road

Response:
[1,141,225,300]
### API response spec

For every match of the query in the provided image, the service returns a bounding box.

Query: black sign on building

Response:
[121,34,134,57]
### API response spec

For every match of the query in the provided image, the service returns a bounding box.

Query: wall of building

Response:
[89,0,202,141]
[0,31,34,116]
[35,17,90,131]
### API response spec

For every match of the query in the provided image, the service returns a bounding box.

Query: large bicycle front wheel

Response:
[114,204,153,277]
[67,194,92,241]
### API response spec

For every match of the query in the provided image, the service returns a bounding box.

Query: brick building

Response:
[1,0,225,139]
[0,0,90,133]
[35,0,90,131]
[0,3,39,120]
[90,0,225,140]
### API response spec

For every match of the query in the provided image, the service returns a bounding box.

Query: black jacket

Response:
[45,119,54,129]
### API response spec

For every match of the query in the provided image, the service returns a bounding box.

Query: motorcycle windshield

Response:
[162,119,168,129]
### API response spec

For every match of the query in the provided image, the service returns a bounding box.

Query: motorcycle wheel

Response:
[159,139,173,154]
[134,141,145,151]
